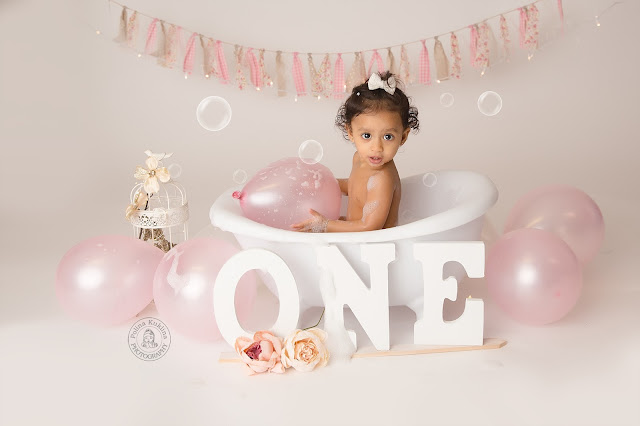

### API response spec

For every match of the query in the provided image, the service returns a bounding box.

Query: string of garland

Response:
[109,0,563,99]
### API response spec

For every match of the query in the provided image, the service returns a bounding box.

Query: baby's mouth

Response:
[369,156,382,165]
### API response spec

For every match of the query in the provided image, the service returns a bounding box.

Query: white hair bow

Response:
[367,73,396,95]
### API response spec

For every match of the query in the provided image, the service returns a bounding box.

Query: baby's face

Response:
[348,110,409,169]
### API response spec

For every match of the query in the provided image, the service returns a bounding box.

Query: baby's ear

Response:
[400,127,410,144]
[346,124,354,140]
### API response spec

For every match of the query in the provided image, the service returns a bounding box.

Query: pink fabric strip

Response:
[500,15,510,60]
[367,50,384,75]
[215,41,230,84]
[418,40,430,85]
[183,33,197,75]
[144,18,158,55]
[519,8,528,49]
[292,52,306,96]
[558,0,565,33]
[246,48,261,89]
[450,32,461,79]
[469,25,478,67]
[333,53,345,99]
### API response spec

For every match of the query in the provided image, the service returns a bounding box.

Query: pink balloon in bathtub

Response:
[233,157,342,230]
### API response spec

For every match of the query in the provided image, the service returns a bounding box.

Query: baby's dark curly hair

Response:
[335,71,419,140]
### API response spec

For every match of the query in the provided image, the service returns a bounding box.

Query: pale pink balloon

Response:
[153,237,256,342]
[55,235,164,326]
[233,157,342,230]
[486,228,583,326]
[504,185,605,264]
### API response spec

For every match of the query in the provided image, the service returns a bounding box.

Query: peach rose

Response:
[281,328,329,372]
[234,331,285,375]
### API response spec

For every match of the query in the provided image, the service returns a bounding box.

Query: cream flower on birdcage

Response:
[125,190,148,219]
[134,156,171,194]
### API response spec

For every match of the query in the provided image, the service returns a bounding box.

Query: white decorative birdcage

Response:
[125,151,189,252]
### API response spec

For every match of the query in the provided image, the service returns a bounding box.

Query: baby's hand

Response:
[291,209,329,233]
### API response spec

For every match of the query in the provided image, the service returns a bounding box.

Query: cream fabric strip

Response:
[276,51,287,97]
[433,37,449,81]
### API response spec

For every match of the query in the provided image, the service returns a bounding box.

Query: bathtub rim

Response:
[209,170,498,244]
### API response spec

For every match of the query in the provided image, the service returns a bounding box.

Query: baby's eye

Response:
[384,134,394,141]
[361,133,371,140]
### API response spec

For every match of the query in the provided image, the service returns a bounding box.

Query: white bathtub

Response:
[210,170,498,316]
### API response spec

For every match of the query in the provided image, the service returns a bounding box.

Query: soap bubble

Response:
[298,139,323,164]
[167,163,182,179]
[196,96,232,131]
[478,91,503,116]
[233,169,248,185]
[440,93,455,108]
[422,173,437,187]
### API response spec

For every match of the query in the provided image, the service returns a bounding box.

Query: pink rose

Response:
[234,331,285,375]
[281,328,329,372]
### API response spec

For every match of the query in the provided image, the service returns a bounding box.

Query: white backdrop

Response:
[1,1,640,425]
[1,0,638,261]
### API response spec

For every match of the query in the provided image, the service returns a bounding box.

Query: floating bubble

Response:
[440,93,455,108]
[196,96,232,131]
[233,169,248,185]
[167,163,182,179]
[422,173,437,187]
[478,91,503,116]
[298,139,323,164]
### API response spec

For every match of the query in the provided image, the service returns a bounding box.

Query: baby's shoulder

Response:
[366,169,397,192]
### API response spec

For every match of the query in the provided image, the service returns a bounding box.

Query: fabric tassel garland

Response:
[183,33,197,76]
[126,11,139,49]
[399,45,411,84]
[292,52,306,97]
[519,7,528,49]
[367,50,384,75]
[200,36,216,77]
[308,54,322,97]
[433,37,449,81]
[276,51,287,96]
[500,15,511,61]
[144,18,158,56]
[387,48,397,75]
[470,25,479,67]
[333,53,345,99]
[114,7,127,43]
[318,53,332,98]
[258,49,272,88]
[357,52,366,82]
[346,51,365,93]
[475,22,490,71]
[215,41,230,84]
[234,45,247,90]
[450,32,462,79]
[156,22,167,65]
[524,5,540,51]
[246,48,261,89]
[162,24,179,68]
[419,40,431,85]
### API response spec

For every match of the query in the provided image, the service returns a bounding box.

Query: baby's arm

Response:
[292,172,395,233]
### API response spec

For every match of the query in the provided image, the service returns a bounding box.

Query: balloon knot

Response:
[232,191,242,200]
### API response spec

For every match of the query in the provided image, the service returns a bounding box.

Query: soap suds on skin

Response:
[361,200,379,223]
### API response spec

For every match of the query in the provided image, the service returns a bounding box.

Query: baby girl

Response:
[292,71,419,233]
